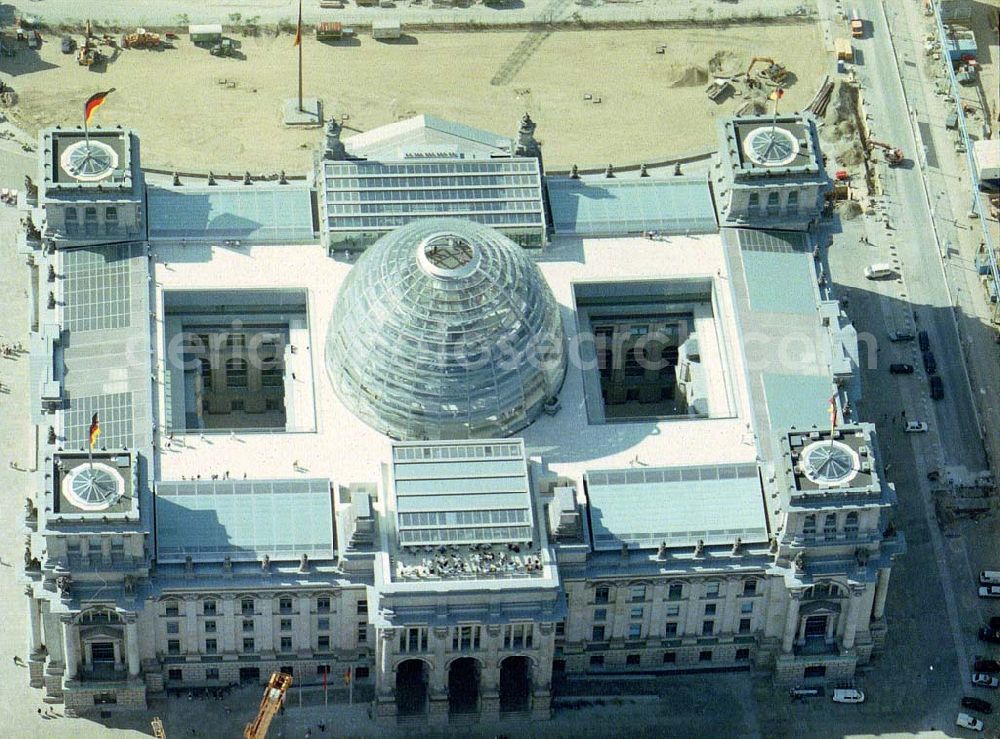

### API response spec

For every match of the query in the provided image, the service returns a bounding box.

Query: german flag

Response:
[88,413,101,449]
[293,0,302,46]
[828,395,837,433]
[769,87,785,102]
[84,89,115,125]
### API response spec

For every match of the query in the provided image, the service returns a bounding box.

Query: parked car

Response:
[979,627,1000,645]
[890,363,915,374]
[888,331,914,342]
[60,36,75,54]
[981,572,1000,586]
[981,587,1000,599]
[923,351,937,374]
[930,375,944,400]
[918,330,930,351]
[973,673,1000,688]
[864,263,896,280]
[963,696,993,714]
[990,617,1000,631]
[831,688,865,703]
[974,659,1000,674]
[957,712,985,731]
[789,687,820,698]
[904,421,929,433]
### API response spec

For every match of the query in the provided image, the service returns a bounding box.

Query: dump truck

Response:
[835,38,853,62]
[316,22,343,41]
[849,10,864,38]
[190,24,223,46]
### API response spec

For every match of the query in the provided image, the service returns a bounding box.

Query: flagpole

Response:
[297,0,303,112]
[83,101,91,148]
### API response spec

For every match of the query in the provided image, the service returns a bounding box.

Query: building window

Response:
[205,639,217,654]
[199,358,212,390]
[317,618,330,632]
[748,192,760,210]
[265,397,282,412]
[357,600,368,616]
[740,601,753,615]
[242,619,254,633]
[804,665,827,678]
[844,511,859,535]
[84,206,98,236]
[230,399,245,411]
[702,621,714,637]
[699,650,713,662]
[766,191,780,214]
[452,625,480,651]
[504,624,533,649]
[399,627,428,654]
[167,639,181,656]
[226,333,246,349]
[630,607,644,620]
[105,206,118,222]
[735,648,750,661]
[358,625,368,642]
[165,600,180,618]
[594,608,607,622]
[279,666,293,677]
[626,654,641,666]
[65,207,79,235]
[628,623,642,640]
[665,604,680,618]
[663,651,676,664]
[629,585,646,602]
[595,586,610,604]
[206,668,220,681]
[742,580,757,597]
[166,621,179,635]
[665,622,678,637]
[823,513,837,535]
[317,597,331,613]
[355,666,370,679]
[226,359,248,389]
[279,597,293,614]
[555,623,565,637]
[705,582,721,599]
[243,638,255,653]
[317,664,331,676]
[280,637,293,653]
[802,514,816,536]
[592,626,606,641]
[168,668,183,681]
[704,603,717,616]
[280,619,293,632]
[241,599,254,615]
[261,361,283,388]
[205,620,217,634]
[667,583,683,601]
[589,655,605,670]
[739,618,752,634]
[786,190,799,213]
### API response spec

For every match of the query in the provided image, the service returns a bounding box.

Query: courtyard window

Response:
[702,621,714,637]
[739,618,752,634]
[167,640,181,656]
[592,626,606,641]
[226,358,248,389]
[704,582,721,599]
[595,586,610,604]
[241,599,254,615]
[665,622,678,637]
[452,625,480,651]
[399,627,428,653]
[280,637,293,653]
[317,597,331,613]
[165,600,179,618]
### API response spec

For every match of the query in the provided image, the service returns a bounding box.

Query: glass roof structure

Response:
[155,478,335,563]
[585,464,769,551]
[391,440,533,547]
[325,218,566,441]
[546,177,718,236]
[320,158,546,249]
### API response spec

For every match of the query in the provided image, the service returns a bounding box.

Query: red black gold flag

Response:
[769,87,785,102]
[88,412,102,449]
[293,0,302,46]
[828,395,837,433]
[84,89,115,124]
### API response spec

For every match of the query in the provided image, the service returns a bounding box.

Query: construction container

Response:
[189,24,223,46]
[834,38,853,62]
[372,19,401,40]
[316,22,343,40]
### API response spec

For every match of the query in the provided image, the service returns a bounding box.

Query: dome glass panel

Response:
[325,218,566,440]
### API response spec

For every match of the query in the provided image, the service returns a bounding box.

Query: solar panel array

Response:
[391,440,534,547]
[155,478,335,563]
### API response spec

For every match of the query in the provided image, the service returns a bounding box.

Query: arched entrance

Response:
[448,657,480,715]
[395,659,429,716]
[499,656,531,713]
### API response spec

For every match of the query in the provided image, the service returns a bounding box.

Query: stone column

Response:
[872,569,891,619]
[222,595,236,655]
[297,595,311,655]
[125,613,140,677]
[259,595,274,656]
[842,587,864,650]
[184,596,199,659]
[61,616,78,680]
[26,587,43,654]
[781,591,802,654]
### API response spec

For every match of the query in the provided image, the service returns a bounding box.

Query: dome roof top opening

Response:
[325,218,566,441]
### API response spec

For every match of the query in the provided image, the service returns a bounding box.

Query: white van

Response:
[831,688,865,703]
[980,571,1000,585]
[864,263,895,280]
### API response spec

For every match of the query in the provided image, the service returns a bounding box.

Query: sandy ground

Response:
[2,24,829,172]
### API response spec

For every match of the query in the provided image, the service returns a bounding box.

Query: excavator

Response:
[744,56,789,87]
[869,140,904,166]
[244,672,293,739]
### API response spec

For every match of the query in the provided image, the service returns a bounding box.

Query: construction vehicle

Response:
[870,140,904,166]
[744,56,788,86]
[705,79,733,103]
[121,28,161,49]
[316,22,343,41]
[77,37,101,67]
[151,717,166,739]
[849,9,864,38]
[210,38,235,57]
[244,672,292,739]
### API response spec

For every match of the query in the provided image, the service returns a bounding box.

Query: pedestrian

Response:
[13,655,21,666]
[37,708,41,716]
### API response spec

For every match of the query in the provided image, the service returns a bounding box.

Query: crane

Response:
[244,672,293,739]
[744,56,788,86]
[151,717,166,739]
[869,140,904,166]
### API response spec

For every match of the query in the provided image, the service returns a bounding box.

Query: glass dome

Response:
[325,218,566,440]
